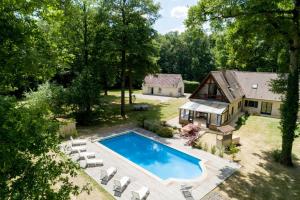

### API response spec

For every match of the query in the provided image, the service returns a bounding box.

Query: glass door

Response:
[261,102,272,115]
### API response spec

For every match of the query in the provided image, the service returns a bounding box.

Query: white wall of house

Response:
[242,98,282,118]
[142,82,184,97]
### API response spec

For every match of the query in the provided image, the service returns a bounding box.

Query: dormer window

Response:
[252,84,258,89]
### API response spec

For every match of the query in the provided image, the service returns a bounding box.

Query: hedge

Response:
[184,80,199,93]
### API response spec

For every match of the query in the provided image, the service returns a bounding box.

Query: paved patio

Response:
[67,127,240,200]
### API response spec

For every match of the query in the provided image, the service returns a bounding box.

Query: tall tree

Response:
[102,0,159,116]
[158,30,214,82]
[0,0,65,97]
[187,0,299,166]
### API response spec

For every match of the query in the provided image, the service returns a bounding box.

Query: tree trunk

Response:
[128,66,133,104]
[83,2,88,67]
[120,52,126,117]
[280,1,300,166]
[120,0,127,118]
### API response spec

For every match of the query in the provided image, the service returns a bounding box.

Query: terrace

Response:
[65,127,239,200]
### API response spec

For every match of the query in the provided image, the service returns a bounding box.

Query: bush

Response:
[228,144,240,161]
[143,120,173,138]
[203,142,208,151]
[184,80,199,93]
[218,147,224,158]
[211,145,217,154]
[193,140,202,149]
[157,127,173,138]
[271,149,281,162]
[236,113,250,128]
[144,120,160,132]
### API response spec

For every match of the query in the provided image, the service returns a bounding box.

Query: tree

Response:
[0,94,82,199]
[0,0,64,97]
[187,0,299,166]
[102,0,159,116]
[158,30,214,82]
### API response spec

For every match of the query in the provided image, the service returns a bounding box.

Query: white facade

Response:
[142,81,184,97]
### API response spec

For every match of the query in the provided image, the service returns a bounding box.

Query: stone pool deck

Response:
[67,127,240,200]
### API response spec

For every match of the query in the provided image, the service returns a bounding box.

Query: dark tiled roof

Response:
[232,71,282,101]
[211,71,244,103]
[143,74,183,88]
[191,70,282,102]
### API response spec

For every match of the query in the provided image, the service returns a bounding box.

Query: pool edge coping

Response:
[94,130,209,185]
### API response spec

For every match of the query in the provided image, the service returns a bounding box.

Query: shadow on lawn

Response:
[98,94,165,127]
[218,151,300,200]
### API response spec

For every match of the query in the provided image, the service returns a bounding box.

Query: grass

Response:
[211,116,300,200]
[77,170,115,200]
[97,90,187,127]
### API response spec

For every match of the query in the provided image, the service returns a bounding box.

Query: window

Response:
[261,102,272,115]
[208,83,218,98]
[244,100,258,108]
[231,107,234,115]
[158,87,161,93]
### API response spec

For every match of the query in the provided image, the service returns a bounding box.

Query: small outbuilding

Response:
[142,74,184,97]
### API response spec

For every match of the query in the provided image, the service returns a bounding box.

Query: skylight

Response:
[252,84,258,89]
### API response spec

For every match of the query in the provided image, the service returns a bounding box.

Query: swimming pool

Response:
[99,131,203,180]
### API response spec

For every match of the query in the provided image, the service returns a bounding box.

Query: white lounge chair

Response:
[113,176,130,192]
[100,167,117,182]
[180,184,193,199]
[70,136,87,146]
[83,156,103,168]
[76,150,96,160]
[131,186,150,200]
[66,145,87,154]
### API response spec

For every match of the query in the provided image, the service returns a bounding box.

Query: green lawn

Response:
[98,90,187,127]
[215,116,300,200]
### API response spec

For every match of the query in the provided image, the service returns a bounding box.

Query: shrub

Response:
[184,80,199,93]
[144,120,160,132]
[236,113,250,129]
[157,127,173,138]
[228,144,240,161]
[218,147,224,158]
[193,140,202,149]
[271,149,281,162]
[211,145,217,155]
[203,142,208,151]
[137,116,147,128]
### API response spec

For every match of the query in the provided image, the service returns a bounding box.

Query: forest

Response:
[0,0,299,199]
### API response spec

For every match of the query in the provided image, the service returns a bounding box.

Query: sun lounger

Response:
[66,145,87,154]
[70,136,87,146]
[83,156,103,168]
[113,176,130,193]
[100,167,117,182]
[76,150,95,160]
[180,185,194,199]
[131,186,150,200]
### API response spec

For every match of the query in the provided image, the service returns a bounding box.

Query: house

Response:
[179,70,284,130]
[142,74,184,97]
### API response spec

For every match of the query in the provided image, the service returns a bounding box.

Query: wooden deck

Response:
[68,127,240,200]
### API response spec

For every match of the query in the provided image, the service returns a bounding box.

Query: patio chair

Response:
[180,185,194,200]
[76,150,96,160]
[83,156,103,168]
[66,145,87,154]
[113,176,130,193]
[100,167,117,183]
[131,186,150,200]
[70,136,87,146]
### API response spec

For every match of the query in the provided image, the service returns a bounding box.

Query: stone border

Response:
[95,130,208,185]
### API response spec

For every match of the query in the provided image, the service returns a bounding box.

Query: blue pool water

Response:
[99,132,202,180]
